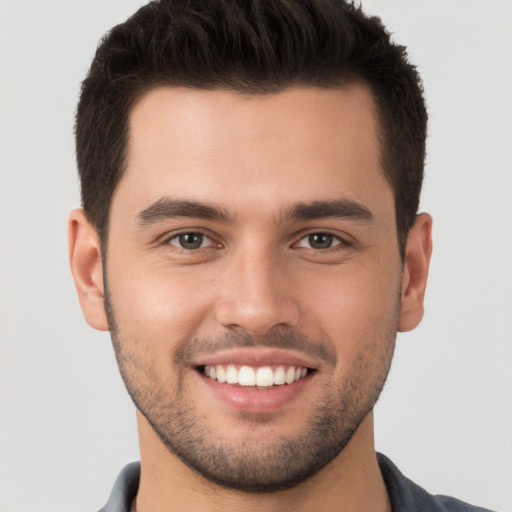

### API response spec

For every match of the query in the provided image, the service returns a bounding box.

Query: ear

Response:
[398,213,433,332]
[68,209,109,331]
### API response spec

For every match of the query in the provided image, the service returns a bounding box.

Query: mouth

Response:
[197,364,313,388]
[192,350,318,413]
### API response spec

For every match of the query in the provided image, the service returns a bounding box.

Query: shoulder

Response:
[98,462,140,512]
[435,495,495,512]
[377,453,495,512]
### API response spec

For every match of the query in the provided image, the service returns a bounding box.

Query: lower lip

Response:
[197,371,313,413]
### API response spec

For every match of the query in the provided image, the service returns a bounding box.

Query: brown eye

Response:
[169,232,208,250]
[297,233,342,250]
[309,233,333,249]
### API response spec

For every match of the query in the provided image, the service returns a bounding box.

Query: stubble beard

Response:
[104,286,397,492]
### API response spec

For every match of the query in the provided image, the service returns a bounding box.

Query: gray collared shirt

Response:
[98,453,495,512]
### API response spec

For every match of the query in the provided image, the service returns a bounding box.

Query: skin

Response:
[69,84,432,512]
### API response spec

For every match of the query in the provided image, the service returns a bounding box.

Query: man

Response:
[68,1,494,511]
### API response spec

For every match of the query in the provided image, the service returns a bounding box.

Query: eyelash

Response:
[166,232,219,251]
[294,232,345,250]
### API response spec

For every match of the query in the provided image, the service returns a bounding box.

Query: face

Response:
[100,85,406,490]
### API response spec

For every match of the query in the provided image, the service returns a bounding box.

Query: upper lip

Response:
[191,348,318,369]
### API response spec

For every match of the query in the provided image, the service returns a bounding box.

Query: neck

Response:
[133,411,390,512]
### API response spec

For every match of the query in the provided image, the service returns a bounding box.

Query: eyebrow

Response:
[285,199,374,222]
[136,197,374,227]
[137,198,235,226]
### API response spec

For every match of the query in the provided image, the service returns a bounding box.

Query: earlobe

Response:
[68,209,109,331]
[398,213,433,332]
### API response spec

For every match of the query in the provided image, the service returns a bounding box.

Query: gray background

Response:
[0,1,511,511]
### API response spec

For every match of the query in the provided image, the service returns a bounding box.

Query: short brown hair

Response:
[75,0,427,255]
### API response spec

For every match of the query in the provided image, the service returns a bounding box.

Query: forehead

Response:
[116,85,391,222]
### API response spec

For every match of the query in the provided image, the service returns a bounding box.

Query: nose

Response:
[215,248,300,336]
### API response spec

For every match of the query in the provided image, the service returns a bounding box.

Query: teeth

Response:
[239,366,256,386]
[273,366,286,385]
[216,365,226,383]
[226,364,238,384]
[203,364,309,387]
[256,367,274,387]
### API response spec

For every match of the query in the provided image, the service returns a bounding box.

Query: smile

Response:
[193,349,318,412]
[202,364,310,387]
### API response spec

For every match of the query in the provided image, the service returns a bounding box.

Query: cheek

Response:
[298,257,401,356]
[107,262,219,352]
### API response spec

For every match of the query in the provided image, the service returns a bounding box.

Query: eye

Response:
[296,232,342,250]
[168,232,214,250]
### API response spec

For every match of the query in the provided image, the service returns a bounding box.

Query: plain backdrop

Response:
[0,1,511,511]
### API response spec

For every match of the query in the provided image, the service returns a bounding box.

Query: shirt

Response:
[98,453,495,512]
